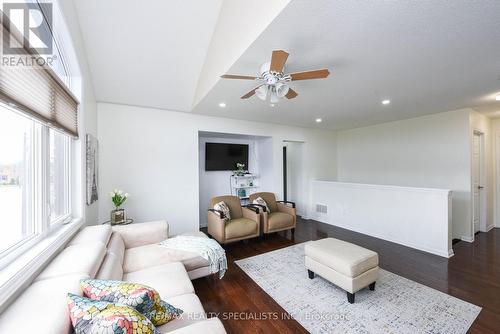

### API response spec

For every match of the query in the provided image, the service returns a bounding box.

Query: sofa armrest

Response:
[277,203,296,217]
[207,211,226,243]
[242,206,260,223]
[277,200,296,208]
[112,220,169,249]
[164,318,226,334]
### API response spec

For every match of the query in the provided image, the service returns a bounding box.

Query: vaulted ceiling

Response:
[74,0,500,130]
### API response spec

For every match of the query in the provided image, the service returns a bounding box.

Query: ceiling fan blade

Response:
[241,86,261,99]
[270,50,289,73]
[285,88,298,99]
[289,69,330,81]
[221,74,257,80]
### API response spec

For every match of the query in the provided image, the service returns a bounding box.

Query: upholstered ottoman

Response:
[305,238,379,304]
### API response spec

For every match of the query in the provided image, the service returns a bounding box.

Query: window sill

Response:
[0,217,83,311]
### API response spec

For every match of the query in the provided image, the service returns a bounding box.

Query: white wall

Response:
[337,109,473,240]
[97,103,337,235]
[198,135,273,227]
[311,181,453,257]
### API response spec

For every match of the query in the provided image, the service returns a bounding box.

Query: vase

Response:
[111,209,125,225]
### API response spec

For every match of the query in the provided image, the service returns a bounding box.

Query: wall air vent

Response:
[316,204,328,214]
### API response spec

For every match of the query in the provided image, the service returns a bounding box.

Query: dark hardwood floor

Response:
[194,218,500,334]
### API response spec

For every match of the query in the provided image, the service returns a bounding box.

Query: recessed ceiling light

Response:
[382,99,391,105]
[218,102,226,108]
[270,104,275,107]
[315,118,322,123]
[496,95,500,101]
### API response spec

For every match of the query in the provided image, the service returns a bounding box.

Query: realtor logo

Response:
[2,2,53,55]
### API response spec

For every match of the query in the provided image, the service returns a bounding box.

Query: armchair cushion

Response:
[268,212,294,231]
[213,201,231,221]
[210,196,242,219]
[252,197,269,212]
[249,192,278,212]
[225,218,258,240]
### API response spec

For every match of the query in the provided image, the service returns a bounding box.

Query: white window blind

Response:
[0,11,79,137]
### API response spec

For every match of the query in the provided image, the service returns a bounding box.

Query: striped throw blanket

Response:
[159,236,227,279]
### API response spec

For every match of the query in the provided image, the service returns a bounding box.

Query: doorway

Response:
[472,131,485,234]
[283,141,305,216]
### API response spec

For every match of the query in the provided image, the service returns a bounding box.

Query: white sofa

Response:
[0,221,226,334]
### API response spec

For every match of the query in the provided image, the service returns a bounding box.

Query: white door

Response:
[472,132,483,233]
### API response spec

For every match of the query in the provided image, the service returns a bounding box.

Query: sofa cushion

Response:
[156,293,206,333]
[96,253,123,280]
[36,243,107,281]
[0,274,88,334]
[123,262,194,299]
[213,201,231,221]
[159,318,226,334]
[123,244,209,273]
[68,224,112,246]
[113,220,169,249]
[67,293,160,334]
[268,212,294,230]
[225,218,258,240]
[107,232,125,261]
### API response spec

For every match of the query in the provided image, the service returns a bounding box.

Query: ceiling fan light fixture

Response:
[275,82,290,98]
[270,90,280,103]
[255,85,268,101]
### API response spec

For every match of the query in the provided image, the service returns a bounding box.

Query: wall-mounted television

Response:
[205,143,249,171]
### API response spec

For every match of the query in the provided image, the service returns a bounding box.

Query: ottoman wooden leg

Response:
[347,292,355,304]
[369,282,376,291]
[307,270,315,279]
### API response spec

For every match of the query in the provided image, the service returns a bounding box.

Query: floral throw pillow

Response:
[253,197,270,213]
[67,293,160,334]
[214,201,231,221]
[80,279,182,326]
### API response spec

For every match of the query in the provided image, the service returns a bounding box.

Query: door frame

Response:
[471,129,487,239]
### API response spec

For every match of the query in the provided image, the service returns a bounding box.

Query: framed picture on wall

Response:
[86,134,99,205]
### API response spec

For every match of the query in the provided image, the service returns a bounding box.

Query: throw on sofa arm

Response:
[112,220,169,249]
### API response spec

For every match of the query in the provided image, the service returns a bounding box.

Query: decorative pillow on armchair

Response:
[214,201,231,221]
[80,279,182,326]
[67,293,160,334]
[253,197,270,213]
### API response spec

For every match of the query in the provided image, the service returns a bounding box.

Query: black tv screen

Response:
[205,143,249,171]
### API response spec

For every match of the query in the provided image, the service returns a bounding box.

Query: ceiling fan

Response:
[221,50,330,103]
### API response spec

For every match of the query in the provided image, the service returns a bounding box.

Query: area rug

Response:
[235,243,481,334]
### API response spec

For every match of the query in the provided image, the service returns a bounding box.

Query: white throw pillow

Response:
[253,197,269,213]
[214,201,231,221]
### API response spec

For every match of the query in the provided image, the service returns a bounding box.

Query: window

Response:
[49,129,71,224]
[0,107,37,256]
[0,102,72,265]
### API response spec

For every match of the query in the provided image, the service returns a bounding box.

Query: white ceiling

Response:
[193,0,500,130]
[72,0,223,111]
[74,0,500,130]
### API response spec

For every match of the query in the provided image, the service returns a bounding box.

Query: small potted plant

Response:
[110,189,129,225]
[233,162,247,176]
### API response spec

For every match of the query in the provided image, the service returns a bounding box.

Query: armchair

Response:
[207,195,260,244]
[248,192,296,236]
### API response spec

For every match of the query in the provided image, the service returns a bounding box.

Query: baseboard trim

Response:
[313,215,452,258]
[461,236,474,243]
[486,225,495,232]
